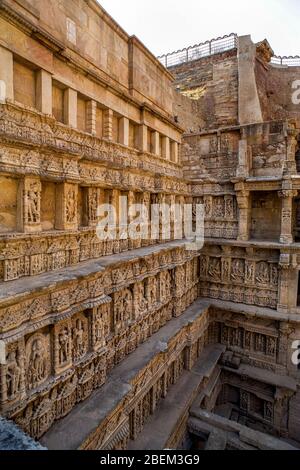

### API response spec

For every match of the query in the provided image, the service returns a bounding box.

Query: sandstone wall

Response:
[170,50,239,131]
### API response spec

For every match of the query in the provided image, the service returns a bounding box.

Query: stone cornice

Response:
[0,0,65,52]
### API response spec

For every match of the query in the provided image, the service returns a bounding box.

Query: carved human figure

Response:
[244,331,252,350]
[66,188,76,223]
[215,198,224,218]
[89,189,98,222]
[255,334,266,353]
[124,289,133,319]
[208,258,221,281]
[245,262,255,284]
[27,185,39,223]
[148,277,157,305]
[265,401,273,421]
[73,319,86,360]
[256,262,270,285]
[266,337,276,357]
[27,338,47,388]
[6,351,22,400]
[59,328,70,365]
[135,282,147,315]
[270,265,278,286]
[240,391,249,411]
[225,196,234,219]
[231,259,245,282]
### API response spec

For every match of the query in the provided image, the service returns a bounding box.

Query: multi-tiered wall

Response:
[0,1,300,450]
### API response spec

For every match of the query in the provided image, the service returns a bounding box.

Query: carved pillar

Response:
[141,192,150,246]
[279,189,296,244]
[237,137,250,178]
[224,195,235,221]
[284,124,297,175]
[111,189,120,251]
[158,193,165,241]
[36,69,52,115]
[278,254,291,313]
[138,124,148,153]
[171,141,179,163]
[236,188,250,241]
[55,182,78,230]
[86,100,97,135]
[103,108,113,141]
[161,136,170,160]
[64,88,77,128]
[118,117,129,146]
[151,131,160,156]
[18,176,42,233]
[277,322,292,367]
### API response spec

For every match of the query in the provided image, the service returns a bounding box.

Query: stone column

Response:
[284,124,297,176]
[171,141,179,163]
[151,131,160,156]
[64,88,77,128]
[277,254,292,313]
[0,46,14,101]
[236,188,250,241]
[18,176,42,233]
[141,192,150,246]
[277,322,291,367]
[237,35,263,125]
[161,136,170,160]
[36,69,52,115]
[55,182,78,230]
[279,189,296,244]
[137,124,148,153]
[237,138,250,178]
[86,100,97,135]
[103,108,113,141]
[119,117,129,146]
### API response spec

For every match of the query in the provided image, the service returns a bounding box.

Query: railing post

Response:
[209,40,212,55]
[186,49,188,62]
[165,55,168,68]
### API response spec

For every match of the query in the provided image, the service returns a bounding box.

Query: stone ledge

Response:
[0,240,193,305]
[205,298,300,323]
[128,344,225,450]
[188,410,298,450]
[40,299,211,450]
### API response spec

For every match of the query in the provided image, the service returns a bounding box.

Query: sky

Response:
[98,0,300,57]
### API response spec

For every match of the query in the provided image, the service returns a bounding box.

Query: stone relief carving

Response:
[26,333,50,390]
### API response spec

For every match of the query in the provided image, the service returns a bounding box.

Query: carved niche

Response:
[91,303,111,351]
[54,320,72,373]
[3,341,25,404]
[133,281,148,318]
[72,313,89,362]
[25,332,50,391]
[113,288,133,332]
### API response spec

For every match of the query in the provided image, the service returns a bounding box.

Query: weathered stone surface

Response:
[0,0,300,452]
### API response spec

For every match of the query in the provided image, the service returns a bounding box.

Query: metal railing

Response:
[157,33,238,68]
[271,55,300,67]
